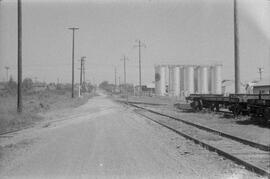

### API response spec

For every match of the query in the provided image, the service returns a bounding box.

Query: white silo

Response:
[199,66,209,94]
[168,66,174,96]
[194,66,199,93]
[214,64,222,94]
[179,66,185,96]
[155,65,166,96]
[172,66,180,96]
[210,66,215,94]
[184,65,195,95]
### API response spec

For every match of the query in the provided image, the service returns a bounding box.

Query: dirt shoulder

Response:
[0,89,96,133]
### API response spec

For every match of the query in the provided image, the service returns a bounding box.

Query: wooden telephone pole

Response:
[80,56,86,95]
[68,27,79,98]
[134,40,146,96]
[234,0,240,93]
[17,0,22,113]
[120,56,129,102]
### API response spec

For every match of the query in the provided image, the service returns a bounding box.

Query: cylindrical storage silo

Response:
[165,65,169,94]
[172,66,180,96]
[184,66,195,96]
[196,66,202,93]
[179,66,185,96]
[210,66,215,94]
[199,66,209,94]
[168,66,174,96]
[194,66,199,93]
[214,65,222,94]
[155,65,166,96]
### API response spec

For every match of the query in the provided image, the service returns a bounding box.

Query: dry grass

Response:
[0,89,94,133]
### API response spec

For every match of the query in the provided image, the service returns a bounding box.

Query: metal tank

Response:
[168,66,174,96]
[172,66,180,96]
[214,64,222,94]
[199,66,209,94]
[210,66,215,94]
[184,65,195,96]
[179,66,185,96]
[155,65,166,96]
[194,66,199,93]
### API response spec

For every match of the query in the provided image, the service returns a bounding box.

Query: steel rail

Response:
[134,109,270,177]
[126,102,269,152]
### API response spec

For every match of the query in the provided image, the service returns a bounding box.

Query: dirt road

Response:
[0,94,260,178]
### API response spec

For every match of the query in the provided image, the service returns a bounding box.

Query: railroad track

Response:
[173,103,233,115]
[123,101,270,177]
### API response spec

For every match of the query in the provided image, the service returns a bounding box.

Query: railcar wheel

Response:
[264,108,270,122]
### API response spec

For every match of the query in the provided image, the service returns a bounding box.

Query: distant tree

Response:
[99,81,109,88]
[22,78,33,90]
[99,81,114,92]
[6,76,17,93]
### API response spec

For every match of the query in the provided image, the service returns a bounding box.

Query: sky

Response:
[0,0,269,85]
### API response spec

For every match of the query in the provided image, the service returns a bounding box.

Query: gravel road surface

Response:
[0,93,261,178]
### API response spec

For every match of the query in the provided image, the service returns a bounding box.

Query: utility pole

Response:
[258,67,264,81]
[119,76,121,92]
[5,66,10,82]
[234,0,240,93]
[68,27,79,98]
[17,0,22,113]
[83,60,86,84]
[79,56,86,95]
[134,40,146,96]
[114,67,117,92]
[120,56,129,102]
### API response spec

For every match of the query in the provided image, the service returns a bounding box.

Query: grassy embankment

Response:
[0,89,94,133]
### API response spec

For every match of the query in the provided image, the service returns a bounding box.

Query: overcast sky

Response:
[0,0,269,85]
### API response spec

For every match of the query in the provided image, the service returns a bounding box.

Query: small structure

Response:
[0,82,5,91]
[32,82,47,92]
[47,83,56,90]
[253,78,270,94]
[134,83,155,96]
[222,80,246,95]
[0,82,7,95]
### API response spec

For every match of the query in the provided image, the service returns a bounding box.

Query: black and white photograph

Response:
[0,0,269,178]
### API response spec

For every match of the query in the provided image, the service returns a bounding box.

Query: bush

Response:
[6,77,17,94]
[22,78,33,91]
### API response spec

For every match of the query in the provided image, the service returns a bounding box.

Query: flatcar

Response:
[185,93,270,122]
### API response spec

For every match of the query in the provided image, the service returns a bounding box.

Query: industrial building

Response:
[155,64,222,97]
[253,78,270,94]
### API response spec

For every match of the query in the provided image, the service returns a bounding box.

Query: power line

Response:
[68,27,79,98]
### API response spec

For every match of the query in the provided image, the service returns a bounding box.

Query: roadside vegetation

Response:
[0,77,96,133]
